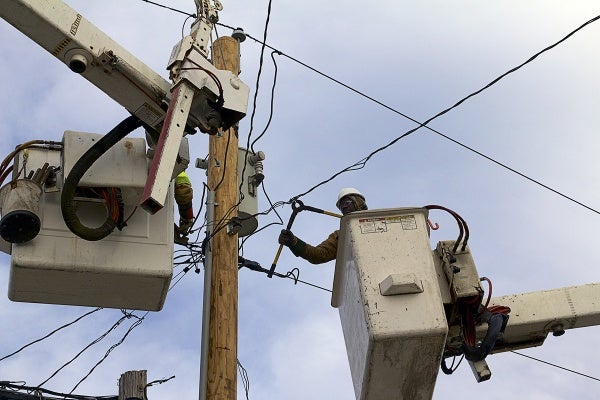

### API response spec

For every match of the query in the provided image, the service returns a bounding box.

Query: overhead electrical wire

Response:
[37,310,139,388]
[137,1,600,216]
[250,50,280,154]
[68,313,147,395]
[281,14,600,205]
[0,308,102,363]
[511,350,600,382]
[88,1,600,392]
[0,382,117,400]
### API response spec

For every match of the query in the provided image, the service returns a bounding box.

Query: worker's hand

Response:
[278,229,297,247]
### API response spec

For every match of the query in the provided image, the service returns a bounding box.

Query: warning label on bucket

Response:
[358,215,418,233]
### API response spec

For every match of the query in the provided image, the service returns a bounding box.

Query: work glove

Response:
[278,229,297,247]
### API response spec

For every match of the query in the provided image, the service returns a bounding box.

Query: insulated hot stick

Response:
[268,199,342,277]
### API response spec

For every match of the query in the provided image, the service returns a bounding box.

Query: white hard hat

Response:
[336,187,364,208]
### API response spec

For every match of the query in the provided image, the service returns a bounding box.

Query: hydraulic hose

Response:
[61,115,142,241]
[462,311,509,361]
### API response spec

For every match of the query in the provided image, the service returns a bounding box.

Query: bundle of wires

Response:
[0,140,62,186]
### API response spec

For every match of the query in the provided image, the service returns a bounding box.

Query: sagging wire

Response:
[144,375,176,400]
[239,182,286,253]
[440,355,464,375]
[218,17,600,214]
[141,0,600,216]
[37,310,139,388]
[232,0,275,233]
[237,359,250,400]
[68,312,148,395]
[182,14,196,38]
[250,49,280,154]
[0,308,102,364]
[0,381,117,400]
[239,256,332,293]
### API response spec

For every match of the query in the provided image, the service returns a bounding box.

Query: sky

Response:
[1,1,600,399]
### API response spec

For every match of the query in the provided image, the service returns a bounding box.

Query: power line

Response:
[511,350,600,382]
[138,1,600,216]
[0,382,116,400]
[69,313,147,395]
[139,0,194,17]
[218,16,600,214]
[37,311,135,387]
[0,308,102,363]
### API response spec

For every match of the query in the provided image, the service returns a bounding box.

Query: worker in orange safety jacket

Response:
[278,188,368,264]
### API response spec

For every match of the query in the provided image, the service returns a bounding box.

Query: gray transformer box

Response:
[332,208,448,400]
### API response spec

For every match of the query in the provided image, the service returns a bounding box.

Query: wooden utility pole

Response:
[206,36,240,400]
[119,370,147,400]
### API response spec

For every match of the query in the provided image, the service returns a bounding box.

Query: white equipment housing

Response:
[6,131,173,311]
[332,208,448,400]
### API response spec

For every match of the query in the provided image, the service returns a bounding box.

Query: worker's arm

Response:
[289,230,339,265]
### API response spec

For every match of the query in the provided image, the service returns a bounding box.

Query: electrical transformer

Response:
[1,131,174,311]
[332,208,448,400]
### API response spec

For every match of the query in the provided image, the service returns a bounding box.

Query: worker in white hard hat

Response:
[278,188,368,264]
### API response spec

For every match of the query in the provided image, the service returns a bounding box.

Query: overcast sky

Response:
[1,1,600,399]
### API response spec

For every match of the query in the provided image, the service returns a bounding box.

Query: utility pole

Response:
[119,370,147,400]
[206,36,240,400]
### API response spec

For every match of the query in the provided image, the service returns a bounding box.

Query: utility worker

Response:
[278,188,368,264]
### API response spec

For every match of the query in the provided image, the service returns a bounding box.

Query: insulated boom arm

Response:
[487,283,600,353]
[0,0,171,131]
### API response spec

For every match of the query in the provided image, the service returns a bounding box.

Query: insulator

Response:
[253,160,263,177]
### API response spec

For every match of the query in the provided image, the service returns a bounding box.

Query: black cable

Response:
[290,14,600,202]
[69,314,147,395]
[250,50,280,154]
[244,0,273,155]
[0,382,116,400]
[139,0,194,17]
[144,375,176,400]
[37,312,132,387]
[239,182,285,251]
[139,1,600,215]
[239,258,332,293]
[0,308,102,363]
[218,16,600,214]
[234,0,275,236]
[511,350,600,382]
[237,359,250,400]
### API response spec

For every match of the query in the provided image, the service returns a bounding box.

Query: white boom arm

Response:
[0,0,171,131]
[1,0,249,215]
[488,282,600,352]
